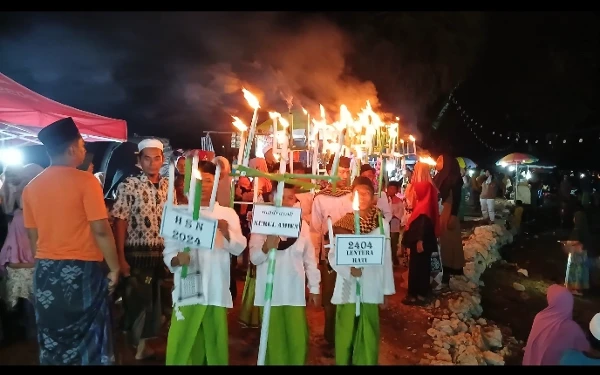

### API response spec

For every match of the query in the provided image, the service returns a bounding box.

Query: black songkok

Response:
[38,117,81,153]
[327,154,351,170]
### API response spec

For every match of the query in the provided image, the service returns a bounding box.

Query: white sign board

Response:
[335,235,385,266]
[251,204,302,238]
[160,206,218,250]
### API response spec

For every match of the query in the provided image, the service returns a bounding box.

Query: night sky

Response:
[1,11,598,168]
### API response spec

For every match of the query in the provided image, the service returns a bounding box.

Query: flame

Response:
[231,116,247,131]
[192,168,203,180]
[400,139,405,144]
[273,153,280,161]
[320,104,326,120]
[408,135,415,142]
[395,116,400,121]
[302,107,308,115]
[269,111,281,120]
[352,190,359,211]
[339,104,353,128]
[279,117,290,128]
[419,156,437,166]
[242,88,260,110]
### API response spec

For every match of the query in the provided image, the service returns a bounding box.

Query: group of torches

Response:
[168,87,437,366]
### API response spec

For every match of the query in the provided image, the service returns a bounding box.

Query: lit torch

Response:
[241,88,261,169]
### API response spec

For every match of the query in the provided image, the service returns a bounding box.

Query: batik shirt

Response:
[111,174,173,265]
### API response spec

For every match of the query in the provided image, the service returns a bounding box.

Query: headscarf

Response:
[1,164,44,214]
[404,162,436,209]
[213,156,233,207]
[570,210,591,250]
[433,154,462,215]
[249,157,272,196]
[522,284,590,365]
[433,154,461,201]
[406,181,440,237]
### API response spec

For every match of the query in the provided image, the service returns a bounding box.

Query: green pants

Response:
[258,306,309,365]
[166,305,228,365]
[335,303,380,365]
[319,262,337,345]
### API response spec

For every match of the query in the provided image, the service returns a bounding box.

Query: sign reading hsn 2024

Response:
[160,206,218,250]
[335,235,385,266]
[251,204,302,238]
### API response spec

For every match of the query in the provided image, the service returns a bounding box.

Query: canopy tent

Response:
[0,72,127,148]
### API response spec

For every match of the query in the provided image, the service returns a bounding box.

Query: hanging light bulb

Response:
[579,139,583,143]
[563,139,566,143]
[549,141,552,144]
[525,139,529,143]
[535,140,539,143]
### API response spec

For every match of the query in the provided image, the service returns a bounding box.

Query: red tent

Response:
[0,72,127,148]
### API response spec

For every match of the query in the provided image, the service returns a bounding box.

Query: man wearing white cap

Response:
[560,313,600,365]
[111,138,174,360]
[262,144,278,172]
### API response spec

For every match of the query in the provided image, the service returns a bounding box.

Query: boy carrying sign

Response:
[249,182,321,365]
[329,176,396,365]
[163,161,247,365]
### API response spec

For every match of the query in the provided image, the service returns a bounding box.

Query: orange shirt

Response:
[22,166,108,262]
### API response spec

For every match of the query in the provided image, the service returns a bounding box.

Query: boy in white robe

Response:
[164,161,247,365]
[329,176,396,365]
[249,182,321,365]
[311,155,353,347]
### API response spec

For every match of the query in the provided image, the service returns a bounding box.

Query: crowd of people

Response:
[0,115,598,366]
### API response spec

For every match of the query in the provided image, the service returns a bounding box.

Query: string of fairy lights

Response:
[446,93,600,152]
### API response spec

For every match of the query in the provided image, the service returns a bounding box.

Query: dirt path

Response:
[479,208,600,365]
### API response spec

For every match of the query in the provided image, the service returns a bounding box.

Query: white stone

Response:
[483,351,505,365]
[517,268,529,277]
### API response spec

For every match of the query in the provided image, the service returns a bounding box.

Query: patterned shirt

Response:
[111,174,172,248]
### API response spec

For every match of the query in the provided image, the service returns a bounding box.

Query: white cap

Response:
[590,313,600,340]
[262,144,273,155]
[138,139,164,152]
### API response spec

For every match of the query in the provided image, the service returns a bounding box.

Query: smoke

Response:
[174,13,382,123]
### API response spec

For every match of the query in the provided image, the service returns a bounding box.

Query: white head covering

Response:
[590,313,600,340]
[138,139,164,152]
[262,144,273,155]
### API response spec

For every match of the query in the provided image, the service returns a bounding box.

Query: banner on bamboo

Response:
[251,204,302,238]
[160,206,217,250]
[335,234,385,266]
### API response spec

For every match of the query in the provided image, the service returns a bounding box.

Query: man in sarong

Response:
[311,155,352,350]
[22,117,121,365]
[164,161,246,365]
[112,139,173,360]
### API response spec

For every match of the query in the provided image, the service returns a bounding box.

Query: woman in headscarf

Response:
[564,205,591,295]
[433,154,465,286]
[400,162,438,282]
[0,163,44,339]
[401,175,440,305]
[523,284,590,365]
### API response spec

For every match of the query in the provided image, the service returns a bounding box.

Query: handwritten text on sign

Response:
[251,204,302,238]
[335,235,385,266]
[160,206,217,250]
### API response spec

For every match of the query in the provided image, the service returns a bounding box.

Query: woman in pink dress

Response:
[1,164,44,311]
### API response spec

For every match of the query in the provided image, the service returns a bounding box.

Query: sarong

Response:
[34,259,114,365]
[166,304,228,365]
[239,265,261,328]
[258,306,309,365]
[335,303,379,365]
[122,259,164,347]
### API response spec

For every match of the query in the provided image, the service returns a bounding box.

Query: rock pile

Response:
[421,200,519,365]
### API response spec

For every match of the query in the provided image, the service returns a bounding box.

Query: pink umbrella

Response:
[496,153,539,166]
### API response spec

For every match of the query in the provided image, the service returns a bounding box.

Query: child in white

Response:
[249,183,321,365]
